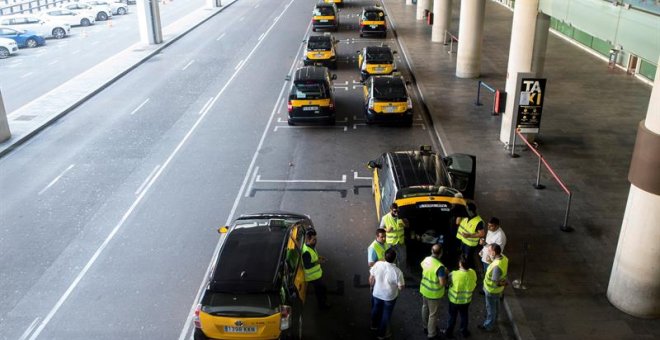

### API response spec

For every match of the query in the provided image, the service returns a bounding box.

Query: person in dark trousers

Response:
[302,229,330,310]
[455,202,485,269]
[479,244,509,332]
[443,257,477,339]
[370,248,405,340]
[419,244,447,339]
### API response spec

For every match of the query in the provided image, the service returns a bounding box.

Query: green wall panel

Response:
[591,36,613,56]
[639,59,657,81]
[557,21,574,37]
[573,28,594,47]
[566,0,618,41]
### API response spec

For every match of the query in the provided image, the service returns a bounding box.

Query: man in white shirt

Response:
[369,248,405,340]
[479,217,507,275]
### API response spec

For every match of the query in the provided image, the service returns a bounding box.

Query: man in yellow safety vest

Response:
[455,202,485,269]
[442,257,477,339]
[302,229,331,310]
[380,203,408,269]
[419,244,447,339]
[478,244,508,332]
[368,228,389,267]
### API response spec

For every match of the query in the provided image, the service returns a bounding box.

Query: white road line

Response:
[256,174,347,183]
[216,32,225,41]
[258,32,265,41]
[244,166,260,198]
[354,171,372,180]
[234,59,245,70]
[134,165,160,195]
[21,72,34,79]
[38,164,74,196]
[129,98,150,115]
[182,60,195,71]
[18,317,39,340]
[47,60,59,65]
[274,125,348,132]
[198,97,214,115]
[178,4,307,339]
[30,1,294,336]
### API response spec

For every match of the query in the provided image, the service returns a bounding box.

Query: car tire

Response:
[287,119,295,126]
[81,18,91,26]
[312,28,316,32]
[97,12,108,21]
[0,47,9,59]
[52,27,66,39]
[117,7,127,15]
[359,33,363,37]
[25,38,38,48]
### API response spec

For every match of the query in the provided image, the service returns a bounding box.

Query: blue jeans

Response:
[446,302,470,336]
[483,290,500,330]
[371,296,397,337]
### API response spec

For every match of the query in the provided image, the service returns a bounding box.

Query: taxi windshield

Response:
[374,83,406,101]
[366,51,393,64]
[308,40,332,50]
[313,7,335,16]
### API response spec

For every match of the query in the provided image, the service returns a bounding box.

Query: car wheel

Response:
[117,7,126,15]
[312,28,316,32]
[52,27,66,39]
[81,18,91,26]
[287,119,295,126]
[359,33,363,37]
[25,38,38,48]
[0,47,9,59]
[97,12,108,21]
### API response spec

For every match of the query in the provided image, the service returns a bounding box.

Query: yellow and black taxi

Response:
[367,146,476,268]
[287,66,336,125]
[359,6,387,38]
[193,212,314,340]
[322,0,343,8]
[362,75,413,125]
[303,34,337,69]
[357,45,397,81]
[312,2,339,32]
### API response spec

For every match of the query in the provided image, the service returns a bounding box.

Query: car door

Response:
[444,154,477,199]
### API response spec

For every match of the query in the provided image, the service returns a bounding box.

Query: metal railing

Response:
[444,30,458,53]
[0,0,76,16]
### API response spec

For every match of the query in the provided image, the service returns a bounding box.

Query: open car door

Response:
[444,153,476,199]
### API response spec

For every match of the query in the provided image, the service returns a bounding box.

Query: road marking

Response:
[21,72,34,79]
[256,174,347,183]
[134,165,160,195]
[354,171,372,180]
[198,97,214,115]
[182,59,195,71]
[258,32,265,41]
[178,4,307,339]
[244,166,259,197]
[129,98,150,115]
[234,59,245,70]
[216,32,225,41]
[47,60,59,65]
[38,164,74,195]
[18,317,40,340]
[274,125,348,132]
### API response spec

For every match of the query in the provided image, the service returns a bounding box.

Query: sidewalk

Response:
[382,0,658,339]
[0,1,237,157]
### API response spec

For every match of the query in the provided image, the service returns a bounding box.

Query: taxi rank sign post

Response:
[515,76,547,134]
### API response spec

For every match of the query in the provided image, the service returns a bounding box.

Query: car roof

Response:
[365,46,392,55]
[372,76,405,89]
[308,35,333,43]
[388,151,441,188]
[294,66,329,82]
[315,2,335,8]
[363,6,384,12]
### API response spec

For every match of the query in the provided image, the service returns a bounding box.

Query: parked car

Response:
[83,0,127,16]
[0,14,70,39]
[61,2,111,21]
[0,37,19,59]
[114,0,135,4]
[0,26,46,48]
[40,9,96,27]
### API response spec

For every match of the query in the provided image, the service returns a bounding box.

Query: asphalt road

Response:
[0,0,205,113]
[0,0,511,339]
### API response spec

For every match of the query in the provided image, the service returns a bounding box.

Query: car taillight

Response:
[279,305,292,330]
[407,98,413,110]
[329,101,334,110]
[193,304,202,329]
[287,101,293,112]
[368,98,374,109]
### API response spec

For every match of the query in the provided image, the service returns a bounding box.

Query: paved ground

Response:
[1,0,658,339]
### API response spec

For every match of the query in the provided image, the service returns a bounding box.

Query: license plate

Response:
[224,326,257,333]
[370,25,377,29]
[384,106,396,113]
[303,106,319,111]
[374,67,385,72]
[315,53,325,58]
[320,19,328,22]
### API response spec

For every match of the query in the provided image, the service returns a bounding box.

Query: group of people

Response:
[367,203,509,339]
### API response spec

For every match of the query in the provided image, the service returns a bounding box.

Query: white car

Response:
[0,37,19,59]
[61,2,112,21]
[40,9,96,27]
[85,0,128,16]
[0,15,70,39]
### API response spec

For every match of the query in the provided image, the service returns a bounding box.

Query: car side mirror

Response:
[367,160,381,169]
[331,74,337,80]
[217,226,229,234]
[302,39,307,43]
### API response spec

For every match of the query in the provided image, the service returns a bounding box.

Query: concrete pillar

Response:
[406,0,413,6]
[498,0,541,144]
[608,56,660,318]
[206,0,221,7]
[455,0,486,78]
[137,0,163,45]
[431,0,451,43]
[417,0,431,20]
[0,90,11,143]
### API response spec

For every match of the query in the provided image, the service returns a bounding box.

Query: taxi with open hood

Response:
[193,212,314,340]
[357,45,397,81]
